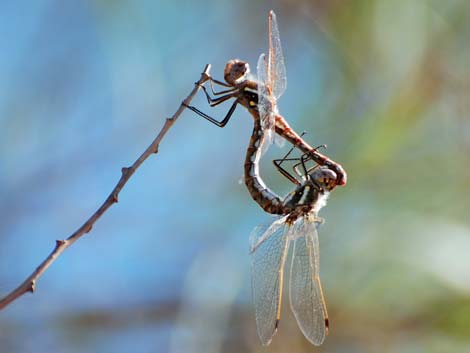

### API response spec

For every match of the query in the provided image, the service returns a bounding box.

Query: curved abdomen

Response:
[244,116,285,215]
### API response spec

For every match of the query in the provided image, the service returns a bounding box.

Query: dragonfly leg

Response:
[273,157,302,185]
[273,132,308,185]
[274,142,328,184]
[207,77,237,95]
[184,98,239,128]
[196,86,238,107]
[291,144,327,176]
[193,77,237,99]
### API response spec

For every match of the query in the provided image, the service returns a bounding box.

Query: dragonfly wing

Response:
[288,217,328,345]
[257,53,275,150]
[274,134,286,148]
[268,10,287,100]
[250,215,288,253]
[250,215,290,346]
[256,53,269,129]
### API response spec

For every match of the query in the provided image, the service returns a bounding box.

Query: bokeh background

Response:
[1,1,469,352]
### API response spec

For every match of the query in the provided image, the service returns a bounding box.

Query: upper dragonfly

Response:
[185,10,347,187]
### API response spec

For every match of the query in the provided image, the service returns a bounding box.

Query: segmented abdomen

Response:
[244,115,285,215]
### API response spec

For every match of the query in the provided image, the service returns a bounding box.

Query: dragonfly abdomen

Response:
[244,117,285,215]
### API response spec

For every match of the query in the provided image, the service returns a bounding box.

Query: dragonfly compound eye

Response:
[310,168,337,190]
[224,59,250,85]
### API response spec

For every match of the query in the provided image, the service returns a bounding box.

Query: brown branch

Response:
[0,64,212,311]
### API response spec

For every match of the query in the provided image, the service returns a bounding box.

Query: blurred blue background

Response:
[1,1,470,352]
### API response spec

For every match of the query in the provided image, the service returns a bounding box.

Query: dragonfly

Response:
[187,10,345,345]
[245,111,336,345]
[185,10,347,187]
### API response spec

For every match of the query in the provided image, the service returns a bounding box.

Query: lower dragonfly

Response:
[245,110,336,346]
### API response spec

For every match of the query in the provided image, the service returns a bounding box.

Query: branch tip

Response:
[202,64,211,75]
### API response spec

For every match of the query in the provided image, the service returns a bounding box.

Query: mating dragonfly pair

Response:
[186,11,347,346]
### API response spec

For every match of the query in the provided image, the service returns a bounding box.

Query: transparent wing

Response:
[256,53,275,149]
[268,10,287,100]
[274,134,286,148]
[288,217,328,346]
[250,215,290,346]
[256,53,269,130]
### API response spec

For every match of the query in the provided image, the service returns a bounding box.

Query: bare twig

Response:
[0,64,212,311]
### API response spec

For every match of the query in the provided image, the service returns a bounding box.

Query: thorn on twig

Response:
[84,224,93,233]
[111,193,119,203]
[30,280,36,293]
[55,239,66,247]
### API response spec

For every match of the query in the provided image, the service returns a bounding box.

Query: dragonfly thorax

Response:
[282,167,336,219]
[224,59,250,86]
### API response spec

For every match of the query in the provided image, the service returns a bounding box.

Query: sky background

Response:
[1,1,470,352]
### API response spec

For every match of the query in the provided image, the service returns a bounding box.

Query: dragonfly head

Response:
[309,167,337,192]
[224,59,250,86]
